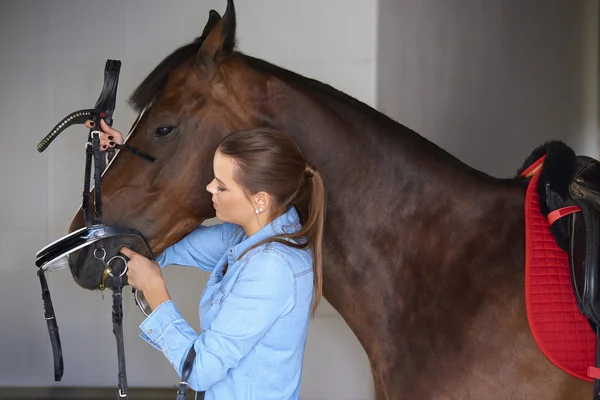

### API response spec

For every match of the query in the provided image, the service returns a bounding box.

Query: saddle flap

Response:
[570,203,600,327]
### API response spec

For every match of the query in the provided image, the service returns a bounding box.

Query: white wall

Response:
[376,0,599,176]
[0,1,376,399]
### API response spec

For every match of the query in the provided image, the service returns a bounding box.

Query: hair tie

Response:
[305,164,315,178]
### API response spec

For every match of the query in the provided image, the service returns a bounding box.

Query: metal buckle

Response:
[107,255,129,277]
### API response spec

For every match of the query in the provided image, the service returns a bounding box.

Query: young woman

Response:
[89,119,325,399]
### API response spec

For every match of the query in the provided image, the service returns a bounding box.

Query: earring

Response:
[256,208,263,214]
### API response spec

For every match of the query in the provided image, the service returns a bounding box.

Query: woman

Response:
[88,119,325,399]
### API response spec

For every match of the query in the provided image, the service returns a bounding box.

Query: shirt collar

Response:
[231,206,302,260]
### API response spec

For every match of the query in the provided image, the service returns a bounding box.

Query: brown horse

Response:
[66,1,593,398]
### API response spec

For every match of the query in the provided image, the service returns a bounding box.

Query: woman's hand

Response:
[85,118,124,151]
[120,247,171,311]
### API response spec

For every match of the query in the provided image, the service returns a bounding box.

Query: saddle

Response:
[568,158,600,322]
[520,141,600,396]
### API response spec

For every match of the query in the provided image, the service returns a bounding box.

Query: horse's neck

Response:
[269,78,509,207]
[268,81,526,352]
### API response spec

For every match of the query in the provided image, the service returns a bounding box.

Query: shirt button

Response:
[147,329,152,334]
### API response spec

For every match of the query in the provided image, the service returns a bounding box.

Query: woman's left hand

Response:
[120,247,171,310]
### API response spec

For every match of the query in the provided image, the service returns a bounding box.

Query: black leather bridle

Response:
[35,60,196,399]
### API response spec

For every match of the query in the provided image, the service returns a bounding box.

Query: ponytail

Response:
[301,165,325,317]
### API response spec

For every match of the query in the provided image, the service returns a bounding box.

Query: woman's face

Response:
[206,150,257,227]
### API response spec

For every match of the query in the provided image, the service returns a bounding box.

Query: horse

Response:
[65,1,594,398]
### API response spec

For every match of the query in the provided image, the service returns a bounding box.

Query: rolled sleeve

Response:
[156,223,235,272]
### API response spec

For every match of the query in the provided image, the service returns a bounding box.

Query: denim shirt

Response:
[138,206,314,400]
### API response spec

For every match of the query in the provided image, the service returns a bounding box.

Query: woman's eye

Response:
[217,186,225,192]
[155,126,176,137]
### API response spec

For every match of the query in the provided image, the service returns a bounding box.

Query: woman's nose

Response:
[206,179,216,194]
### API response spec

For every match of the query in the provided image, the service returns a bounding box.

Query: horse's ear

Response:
[200,10,221,39]
[197,0,236,66]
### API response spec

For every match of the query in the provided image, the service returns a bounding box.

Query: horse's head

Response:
[67,0,259,290]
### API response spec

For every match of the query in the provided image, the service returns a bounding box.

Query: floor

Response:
[0,387,203,399]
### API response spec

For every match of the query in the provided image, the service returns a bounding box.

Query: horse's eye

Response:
[155,126,176,137]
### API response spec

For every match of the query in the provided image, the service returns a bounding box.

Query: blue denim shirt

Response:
[138,206,314,400]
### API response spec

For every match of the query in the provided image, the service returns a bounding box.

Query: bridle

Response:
[35,60,196,399]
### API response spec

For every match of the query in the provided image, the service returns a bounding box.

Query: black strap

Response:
[92,130,103,225]
[177,344,197,400]
[37,269,63,381]
[112,273,129,399]
[82,140,93,228]
[114,143,156,163]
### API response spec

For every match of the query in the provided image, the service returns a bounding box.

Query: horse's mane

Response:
[128,40,401,132]
[128,39,204,113]
[237,53,400,128]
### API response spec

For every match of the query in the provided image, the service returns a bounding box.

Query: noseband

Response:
[35,60,195,399]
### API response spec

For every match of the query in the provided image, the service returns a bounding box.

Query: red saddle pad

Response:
[524,167,595,382]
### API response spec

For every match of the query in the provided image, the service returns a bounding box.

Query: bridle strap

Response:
[112,262,128,398]
[114,143,156,163]
[92,130,104,225]
[82,139,93,228]
[35,59,157,397]
[37,269,63,381]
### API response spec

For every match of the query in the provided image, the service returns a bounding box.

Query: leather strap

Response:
[114,143,156,163]
[548,205,581,225]
[177,344,197,400]
[92,130,103,225]
[82,140,93,228]
[37,269,63,381]
[112,273,129,398]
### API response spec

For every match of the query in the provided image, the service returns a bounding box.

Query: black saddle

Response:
[567,156,600,328]
[537,151,600,330]
[519,141,600,397]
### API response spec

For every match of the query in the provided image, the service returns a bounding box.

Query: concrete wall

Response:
[377,0,599,176]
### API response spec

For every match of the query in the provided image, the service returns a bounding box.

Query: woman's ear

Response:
[254,191,271,213]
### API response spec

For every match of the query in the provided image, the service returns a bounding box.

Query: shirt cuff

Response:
[138,300,183,349]
[155,251,168,269]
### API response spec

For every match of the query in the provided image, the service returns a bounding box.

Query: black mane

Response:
[128,38,204,112]
[128,41,400,132]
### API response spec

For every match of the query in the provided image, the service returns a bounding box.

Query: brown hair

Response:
[217,127,325,316]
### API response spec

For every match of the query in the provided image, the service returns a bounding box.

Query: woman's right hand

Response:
[84,118,124,151]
